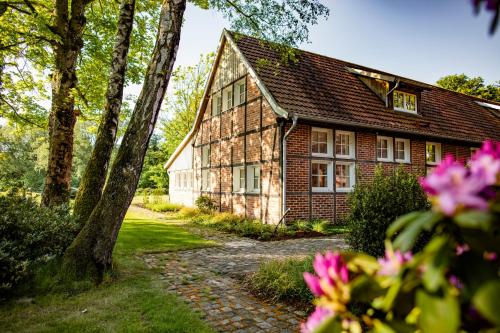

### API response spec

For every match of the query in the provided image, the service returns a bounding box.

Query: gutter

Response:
[386,78,400,108]
[282,114,298,219]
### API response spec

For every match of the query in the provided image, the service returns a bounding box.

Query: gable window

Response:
[212,92,222,116]
[232,166,245,192]
[201,145,210,167]
[335,131,355,159]
[336,162,355,192]
[201,169,210,191]
[426,142,441,165]
[312,128,332,157]
[312,161,333,192]
[377,136,393,162]
[247,165,260,193]
[234,79,246,106]
[222,86,233,111]
[393,91,417,113]
[395,138,411,163]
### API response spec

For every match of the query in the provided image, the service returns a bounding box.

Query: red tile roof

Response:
[234,34,500,143]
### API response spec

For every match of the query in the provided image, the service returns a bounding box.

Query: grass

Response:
[0,207,216,333]
[248,257,314,307]
[143,202,183,213]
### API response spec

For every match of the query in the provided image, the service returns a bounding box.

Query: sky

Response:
[171,0,500,86]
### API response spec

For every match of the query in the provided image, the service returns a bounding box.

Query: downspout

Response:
[282,114,298,219]
[386,78,400,107]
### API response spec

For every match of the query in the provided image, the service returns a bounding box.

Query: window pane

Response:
[336,164,351,189]
[312,163,328,188]
[336,133,350,156]
[394,91,404,109]
[406,94,416,111]
[426,144,436,163]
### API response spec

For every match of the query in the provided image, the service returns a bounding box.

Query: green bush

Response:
[144,202,183,212]
[195,195,217,213]
[347,166,430,257]
[0,195,79,294]
[178,207,201,218]
[249,258,313,305]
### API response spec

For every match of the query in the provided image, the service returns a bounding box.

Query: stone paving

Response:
[142,214,347,333]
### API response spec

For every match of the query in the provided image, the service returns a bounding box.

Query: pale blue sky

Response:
[173,0,500,85]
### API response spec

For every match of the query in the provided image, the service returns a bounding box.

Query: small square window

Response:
[311,161,333,192]
[234,79,246,106]
[247,165,260,193]
[426,142,441,165]
[335,131,355,159]
[377,136,393,161]
[233,166,245,192]
[212,92,222,116]
[395,138,411,163]
[312,128,332,157]
[336,162,355,192]
[393,91,417,113]
[222,86,233,111]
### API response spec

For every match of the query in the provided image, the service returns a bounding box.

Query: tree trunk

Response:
[73,0,136,226]
[42,0,93,207]
[62,0,186,282]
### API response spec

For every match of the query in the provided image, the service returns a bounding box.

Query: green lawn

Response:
[0,207,216,333]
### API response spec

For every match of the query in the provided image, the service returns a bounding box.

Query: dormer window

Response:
[393,91,417,113]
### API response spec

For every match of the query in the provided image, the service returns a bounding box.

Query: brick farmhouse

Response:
[164,30,500,224]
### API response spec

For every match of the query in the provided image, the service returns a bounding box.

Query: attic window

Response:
[393,91,417,113]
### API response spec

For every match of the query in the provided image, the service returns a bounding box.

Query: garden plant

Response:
[301,141,500,333]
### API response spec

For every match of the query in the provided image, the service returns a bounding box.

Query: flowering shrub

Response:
[302,141,500,333]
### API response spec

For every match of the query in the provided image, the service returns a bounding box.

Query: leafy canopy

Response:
[436,74,500,103]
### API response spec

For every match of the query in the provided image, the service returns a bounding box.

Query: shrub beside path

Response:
[140,207,347,333]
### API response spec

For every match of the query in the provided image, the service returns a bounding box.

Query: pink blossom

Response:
[449,275,464,289]
[378,249,413,276]
[420,155,491,215]
[301,307,334,333]
[456,243,470,255]
[471,140,500,185]
[484,251,498,261]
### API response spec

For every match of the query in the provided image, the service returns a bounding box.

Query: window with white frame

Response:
[234,79,246,106]
[311,161,333,192]
[212,92,222,116]
[312,128,332,157]
[201,169,210,191]
[222,86,233,111]
[335,131,355,159]
[232,166,245,192]
[426,142,441,165]
[201,145,210,167]
[377,136,393,161]
[393,91,417,113]
[335,162,355,192]
[247,165,260,193]
[395,138,411,163]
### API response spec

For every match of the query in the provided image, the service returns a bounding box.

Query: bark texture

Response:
[73,0,136,226]
[63,0,186,282]
[42,0,93,207]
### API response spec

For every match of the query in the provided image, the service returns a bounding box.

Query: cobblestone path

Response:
[142,214,347,333]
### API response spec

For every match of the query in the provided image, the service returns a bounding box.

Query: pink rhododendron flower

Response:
[300,307,334,333]
[378,249,413,276]
[456,243,470,255]
[419,143,499,215]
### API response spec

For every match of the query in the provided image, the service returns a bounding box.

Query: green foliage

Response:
[178,207,200,218]
[347,166,430,257]
[436,74,500,102]
[249,257,314,305]
[0,195,78,294]
[195,195,217,213]
[144,202,183,212]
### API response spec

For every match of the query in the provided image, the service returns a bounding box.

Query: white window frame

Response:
[335,161,355,193]
[232,166,245,193]
[201,169,210,191]
[393,90,417,113]
[376,136,394,162]
[426,142,442,166]
[222,85,233,111]
[246,165,260,194]
[201,145,210,167]
[234,78,246,106]
[311,160,333,192]
[335,130,355,159]
[394,138,411,163]
[212,92,222,116]
[311,127,333,158]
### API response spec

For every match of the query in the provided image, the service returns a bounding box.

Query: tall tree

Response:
[437,74,500,103]
[73,0,136,226]
[63,0,329,281]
